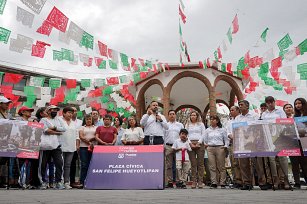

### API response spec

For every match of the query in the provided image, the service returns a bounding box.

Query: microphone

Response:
[156,112,159,122]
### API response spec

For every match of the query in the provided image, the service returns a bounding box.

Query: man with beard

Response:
[140,101,168,145]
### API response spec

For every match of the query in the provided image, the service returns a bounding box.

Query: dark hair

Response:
[82,114,94,126]
[210,115,222,128]
[179,128,188,135]
[114,116,123,126]
[127,116,140,129]
[283,103,293,111]
[265,96,275,103]
[294,98,307,117]
[231,106,240,111]
[63,106,74,114]
[103,114,112,120]
[91,109,99,113]
[260,103,268,108]
[150,101,158,105]
[168,110,176,115]
[238,100,249,108]
[35,107,46,122]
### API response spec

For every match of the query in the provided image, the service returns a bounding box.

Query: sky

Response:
[0,0,306,80]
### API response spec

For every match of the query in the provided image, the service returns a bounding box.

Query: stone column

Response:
[209,87,217,116]
[162,87,170,117]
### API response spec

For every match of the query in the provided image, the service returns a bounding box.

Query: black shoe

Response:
[221,185,226,189]
[293,183,301,189]
[181,184,187,189]
[176,181,183,188]
[210,184,217,189]
[167,182,174,188]
[259,184,271,190]
[241,185,253,190]
[233,183,243,189]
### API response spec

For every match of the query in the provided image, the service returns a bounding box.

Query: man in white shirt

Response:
[235,100,267,190]
[70,107,83,188]
[261,96,290,190]
[140,101,168,145]
[164,110,184,188]
[227,106,243,188]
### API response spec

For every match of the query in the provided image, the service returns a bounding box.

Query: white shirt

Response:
[164,121,184,144]
[235,111,258,122]
[60,119,78,152]
[121,127,145,142]
[199,126,229,147]
[40,117,66,150]
[172,139,192,161]
[185,122,205,140]
[140,113,168,137]
[262,108,287,121]
[79,126,97,147]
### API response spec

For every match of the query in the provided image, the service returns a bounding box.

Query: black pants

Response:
[38,147,63,184]
[144,136,164,145]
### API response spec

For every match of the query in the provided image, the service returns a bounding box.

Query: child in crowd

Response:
[172,129,192,189]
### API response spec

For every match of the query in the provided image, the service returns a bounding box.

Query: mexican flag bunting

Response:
[179,5,186,24]
[109,60,118,69]
[98,41,108,57]
[260,28,269,43]
[232,14,239,34]
[277,33,293,51]
[106,77,119,85]
[46,7,69,32]
[0,0,7,15]
[120,53,129,67]
[298,39,307,55]
[0,27,11,43]
[217,46,222,59]
[80,31,94,50]
[227,27,232,44]
[36,20,53,36]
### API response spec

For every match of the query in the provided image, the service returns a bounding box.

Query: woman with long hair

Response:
[198,115,228,189]
[292,98,307,189]
[185,111,206,188]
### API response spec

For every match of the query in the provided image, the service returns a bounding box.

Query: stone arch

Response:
[175,104,202,114]
[165,71,214,116]
[213,74,243,101]
[203,99,229,117]
[136,79,164,120]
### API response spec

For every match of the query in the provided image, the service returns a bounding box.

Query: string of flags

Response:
[178,0,190,66]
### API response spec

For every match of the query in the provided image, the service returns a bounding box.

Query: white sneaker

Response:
[40,182,48,190]
[55,182,65,190]
[64,183,72,190]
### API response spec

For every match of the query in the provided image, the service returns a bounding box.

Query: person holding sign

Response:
[121,116,144,145]
[198,115,228,189]
[262,96,290,190]
[172,129,192,189]
[95,115,117,146]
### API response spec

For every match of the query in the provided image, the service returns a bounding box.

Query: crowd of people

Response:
[0,95,306,190]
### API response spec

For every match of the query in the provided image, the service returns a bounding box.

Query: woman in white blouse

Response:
[121,116,144,145]
[185,111,206,189]
[198,115,228,189]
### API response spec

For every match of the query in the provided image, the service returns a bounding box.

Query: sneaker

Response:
[64,183,72,190]
[40,182,48,190]
[210,184,217,189]
[221,185,226,189]
[198,182,204,189]
[55,182,65,190]
[48,183,54,189]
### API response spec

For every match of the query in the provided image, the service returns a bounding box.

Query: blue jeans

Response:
[79,147,92,185]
